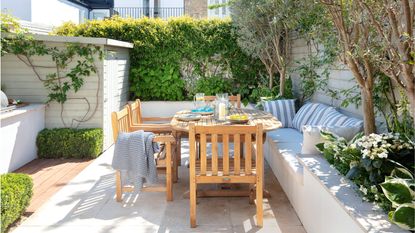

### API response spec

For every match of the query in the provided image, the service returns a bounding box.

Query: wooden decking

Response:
[14,159,93,214]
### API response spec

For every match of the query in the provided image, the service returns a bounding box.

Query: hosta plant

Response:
[380,168,415,231]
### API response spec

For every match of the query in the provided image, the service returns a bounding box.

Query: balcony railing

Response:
[113,7,185,20]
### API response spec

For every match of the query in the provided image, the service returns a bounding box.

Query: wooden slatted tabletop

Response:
[171,108,282,132]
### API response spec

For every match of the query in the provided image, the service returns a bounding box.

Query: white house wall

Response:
[114,0,143,7]
[160,0,184,8]
[1,0,88,26]
[1,0,32,21]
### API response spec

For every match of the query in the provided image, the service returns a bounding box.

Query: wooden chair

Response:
[111,108,176,202]
[188,123,264,228]
[204,94,241,108]
[128,99,182,170]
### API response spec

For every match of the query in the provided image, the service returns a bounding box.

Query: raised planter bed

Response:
[264,135,409,233]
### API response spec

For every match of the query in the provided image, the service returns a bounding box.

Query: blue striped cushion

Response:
[263,99,295,128]
[292,103,322,131]
[320,109,349,126]
[342,117,364,129]
[307,104,335,126]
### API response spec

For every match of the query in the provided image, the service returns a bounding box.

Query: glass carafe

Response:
[215,93,229,121]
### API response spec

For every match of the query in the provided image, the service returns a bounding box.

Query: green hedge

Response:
[1,173,33,233]
[36,128,103,159]
[53,17,267,103]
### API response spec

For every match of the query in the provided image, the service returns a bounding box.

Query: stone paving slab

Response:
[12,141,305,233]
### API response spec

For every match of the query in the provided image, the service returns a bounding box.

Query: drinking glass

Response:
[193,93,205,109]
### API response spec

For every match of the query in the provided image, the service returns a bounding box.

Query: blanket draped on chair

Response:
[112,130,159,189]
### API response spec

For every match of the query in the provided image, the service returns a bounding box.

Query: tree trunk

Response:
[361,88,376,134]
[268,69,273,89]
[279,68,286,97]
[406,83,415,127]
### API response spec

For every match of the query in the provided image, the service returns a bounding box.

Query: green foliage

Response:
[340,73,414,140]
[193,76,232,96]
[36,128,103,159]
[380,168,415,230]
[1,173,33,233]
[317,131,415,213]
[54,16,266,102]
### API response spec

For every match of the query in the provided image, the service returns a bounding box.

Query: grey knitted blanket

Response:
[112,130,159,190]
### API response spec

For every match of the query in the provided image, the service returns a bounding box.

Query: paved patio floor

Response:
[12,141,306,233]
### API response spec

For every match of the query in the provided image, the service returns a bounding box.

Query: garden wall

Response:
[289,35,363,118]
[1,35,132,149]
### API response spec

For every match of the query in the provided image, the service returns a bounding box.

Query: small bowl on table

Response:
[227,114,250,124]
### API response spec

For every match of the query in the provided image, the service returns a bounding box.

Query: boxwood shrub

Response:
[36,128,103,159]
[1,173,33,233]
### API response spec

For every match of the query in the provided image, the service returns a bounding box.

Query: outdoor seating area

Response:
[1,1,414,233]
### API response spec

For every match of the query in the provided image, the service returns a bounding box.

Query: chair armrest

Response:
[142,117,173,122]
[153,135,176,143]
[130,124,173,133]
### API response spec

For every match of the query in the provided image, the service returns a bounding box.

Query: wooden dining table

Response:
[170,107,282,198]
[171,108,282,132]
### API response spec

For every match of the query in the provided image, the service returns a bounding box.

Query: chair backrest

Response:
[204,94,241,108]
[189,123,263,177]
[111,108,131,142]
[127,99,143,124]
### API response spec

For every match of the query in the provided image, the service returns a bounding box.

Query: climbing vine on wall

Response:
[1,14,103,128]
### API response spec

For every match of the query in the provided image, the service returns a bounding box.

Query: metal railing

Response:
[113,7,184,19]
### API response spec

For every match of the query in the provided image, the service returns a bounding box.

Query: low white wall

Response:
[0,104,45,173]
[140,101,195,118]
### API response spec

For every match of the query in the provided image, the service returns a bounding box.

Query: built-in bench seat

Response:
[262,101,408,233]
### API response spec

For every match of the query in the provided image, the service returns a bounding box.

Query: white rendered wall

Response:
[0,104,45,173]
[31,0,88,26]
[1,0,32,21]
[289,35,363,117]
[160,0,183,8]
[114,0,143,7]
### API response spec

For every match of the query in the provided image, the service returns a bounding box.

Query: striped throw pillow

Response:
[292,103,322,131]
[263,99,296,128]
[342,117,364,130]
[320,109,349,126]
[307,104,335,126]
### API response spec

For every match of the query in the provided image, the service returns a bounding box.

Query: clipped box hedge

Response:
[1,173,33,233]
[36,128,103,159]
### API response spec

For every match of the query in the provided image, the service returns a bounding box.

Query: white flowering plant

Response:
[316,131,414,211]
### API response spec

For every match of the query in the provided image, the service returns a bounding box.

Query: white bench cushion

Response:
[267,128,303,143]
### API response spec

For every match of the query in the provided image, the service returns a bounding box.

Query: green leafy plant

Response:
[317,131,415,213]
[1,173,33,233]
[36,128,103,159]
[193,76,232,96]
[54,16,266,102]
[380,168,415,231]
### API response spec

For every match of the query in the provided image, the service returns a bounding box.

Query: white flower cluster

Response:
[352,133,414,160]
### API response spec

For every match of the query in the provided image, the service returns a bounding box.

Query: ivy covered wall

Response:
[53,16,268,103]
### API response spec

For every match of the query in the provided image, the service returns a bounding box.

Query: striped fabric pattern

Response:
[342,117,364,129]
[307,104,335,126]
[292,103,322,131]
[319,108,349,126]
[263,99,296,128]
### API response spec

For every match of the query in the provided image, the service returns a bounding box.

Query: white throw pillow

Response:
[301,125,324,155]
[301,125,362,155]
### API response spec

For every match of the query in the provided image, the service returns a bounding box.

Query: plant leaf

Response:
[380,180,412,205]
[389,203,415,231]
